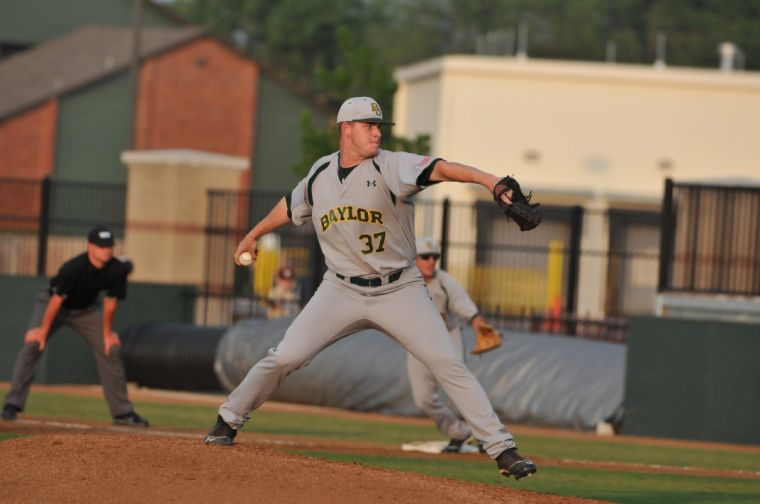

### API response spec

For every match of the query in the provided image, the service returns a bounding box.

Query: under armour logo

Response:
[367,180,376,187]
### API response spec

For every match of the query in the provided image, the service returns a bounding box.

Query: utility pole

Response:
[131,0,143,148]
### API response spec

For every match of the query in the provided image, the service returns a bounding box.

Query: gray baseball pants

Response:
[219,269,515,458]
[3,290,133,417]
[407,325,472,442]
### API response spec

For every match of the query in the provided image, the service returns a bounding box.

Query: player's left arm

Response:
[102,296,120,356]
[429,161,512,205]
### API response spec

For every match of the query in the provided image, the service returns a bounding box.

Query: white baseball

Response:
[239,251,253,266]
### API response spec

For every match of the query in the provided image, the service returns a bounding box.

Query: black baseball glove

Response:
[492,176,542,231]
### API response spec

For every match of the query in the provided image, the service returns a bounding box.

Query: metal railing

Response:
[198,189,664,342]
[0,177,126,276]
[659,179,760,296]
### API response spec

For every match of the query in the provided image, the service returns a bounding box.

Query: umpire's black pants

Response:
[3,290,133,417]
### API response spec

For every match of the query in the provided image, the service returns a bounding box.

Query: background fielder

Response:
[408,236,501,453]
[204,96,537,480]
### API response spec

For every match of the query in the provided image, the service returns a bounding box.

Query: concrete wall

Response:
[122,149,248,286]
[0,275,195,384]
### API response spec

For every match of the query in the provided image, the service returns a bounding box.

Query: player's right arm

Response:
[25,293,64,351]
[235,155,327,265]
[235,197,290,266]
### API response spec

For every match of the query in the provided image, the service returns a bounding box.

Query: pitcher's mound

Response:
[0,433,598,503]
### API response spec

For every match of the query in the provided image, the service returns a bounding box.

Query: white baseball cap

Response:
[415,236,441,257]
[337,97,395,125]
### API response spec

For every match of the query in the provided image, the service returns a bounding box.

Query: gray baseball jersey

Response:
[219,149,516,458]
[289,149,431,277]
[426,269,479,331]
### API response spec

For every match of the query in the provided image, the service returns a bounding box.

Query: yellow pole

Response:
[546,241,564,330]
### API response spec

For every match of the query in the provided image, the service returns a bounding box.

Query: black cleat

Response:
[113,411,149,427]
[204,415,237,446]
[442,437,468,453]
[496,447,537,480]
[1,404,20,421]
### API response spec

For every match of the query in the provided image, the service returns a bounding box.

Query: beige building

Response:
[394,55,760,205]
[393,56,760,318]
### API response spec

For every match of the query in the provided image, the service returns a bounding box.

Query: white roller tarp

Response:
[215,317,625,430]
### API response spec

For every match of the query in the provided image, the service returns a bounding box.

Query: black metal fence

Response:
[6,177,757,342]
[0,177,126,277]
[201,189,320,324]
[659,179,760,296]
[199,188,664,342]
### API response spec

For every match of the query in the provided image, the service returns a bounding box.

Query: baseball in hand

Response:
[239,251,253,266]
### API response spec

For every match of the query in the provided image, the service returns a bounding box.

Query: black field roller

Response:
[120,322,226,392]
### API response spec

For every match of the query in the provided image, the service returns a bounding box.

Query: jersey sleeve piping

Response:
[372,160,398,205]
[415,157,443,187]
[285,192,293,221]
[307,161,332,206]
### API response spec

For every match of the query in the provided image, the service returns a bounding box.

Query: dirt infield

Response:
[2,386,759,503]
[1,431,602,504]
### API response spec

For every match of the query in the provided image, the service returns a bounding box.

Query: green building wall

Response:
[623,316,760,445]
[252,74,332,192]
[55,72,134,184]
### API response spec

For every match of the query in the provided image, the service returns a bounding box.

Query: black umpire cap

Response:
[87,225,115,248]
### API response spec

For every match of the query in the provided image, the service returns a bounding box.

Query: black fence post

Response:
[36,177,52,276]
[658,178,674,292]
[439,198,450,270]
[565,205,583,315]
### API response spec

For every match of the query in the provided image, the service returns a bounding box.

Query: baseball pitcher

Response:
[203,97,538,480]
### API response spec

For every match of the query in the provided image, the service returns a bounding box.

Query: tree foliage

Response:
[174,0,759,176]
[175,0,760,75]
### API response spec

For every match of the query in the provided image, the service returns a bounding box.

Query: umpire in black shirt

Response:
[1,225,148,426]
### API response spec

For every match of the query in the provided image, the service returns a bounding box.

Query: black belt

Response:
[336,270,403,288]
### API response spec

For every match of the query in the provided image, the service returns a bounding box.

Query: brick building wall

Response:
[135,38,259,189]
[0,100,57,180]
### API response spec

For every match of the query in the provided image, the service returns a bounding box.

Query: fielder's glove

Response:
[493,176,542,231]
[471,323,502,355]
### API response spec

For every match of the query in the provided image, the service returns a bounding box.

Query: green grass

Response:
[18,390,759,474]
[299,451,760,504]
[0,431,24,441]
[520,436,760,473]
[2,386,760,504]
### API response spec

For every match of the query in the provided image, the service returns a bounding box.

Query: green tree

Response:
[291,27,430,177]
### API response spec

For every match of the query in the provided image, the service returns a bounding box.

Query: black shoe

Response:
[1,404,20,421]
[442,437,469,453]
[496,448,538,480]
[113,411,149,427]
[204,415,237,446]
